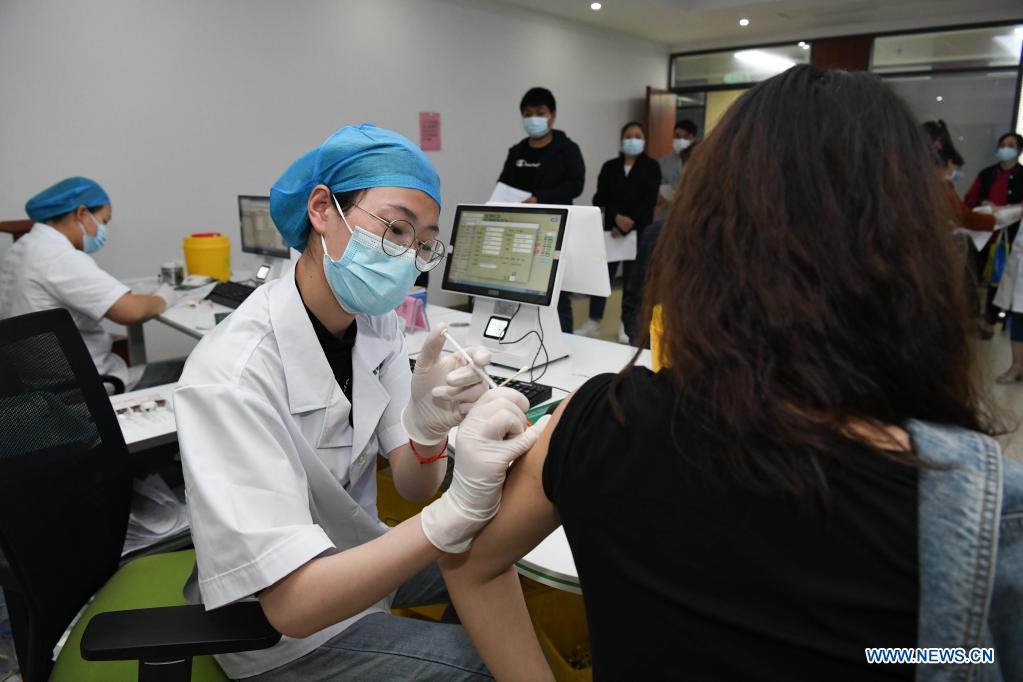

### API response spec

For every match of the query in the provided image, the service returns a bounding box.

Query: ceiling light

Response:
[739,17,750,26]
[590,2,601,9]
[734,49,796,72]
[935,95,943,102]
[798,41,809,49]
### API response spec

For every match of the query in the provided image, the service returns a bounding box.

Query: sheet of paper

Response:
[604,230,637,262]
[419,112,441,151]
[488,182,532,203]
[954,227,998,252]
[170,282,217,308]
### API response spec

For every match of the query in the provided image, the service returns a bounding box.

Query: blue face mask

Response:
[80,212,107,254]
[622,138,645,156]
[522,116,550,139]
[996,147,1020,163]
[321,195,418,316]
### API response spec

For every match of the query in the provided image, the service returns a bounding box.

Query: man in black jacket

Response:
[497,87,585,332]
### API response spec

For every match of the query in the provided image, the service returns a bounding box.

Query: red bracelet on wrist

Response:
[410,436,449,464]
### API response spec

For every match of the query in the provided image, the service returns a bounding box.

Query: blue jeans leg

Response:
[245,563,491,681]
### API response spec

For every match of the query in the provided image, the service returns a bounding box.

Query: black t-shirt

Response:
[501,143,547,195]
[543,369,918,681]
[305,306,357,426]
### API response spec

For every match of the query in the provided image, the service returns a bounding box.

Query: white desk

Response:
[124,294,650,594]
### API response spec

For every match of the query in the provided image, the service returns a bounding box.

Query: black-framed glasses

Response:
[354,204,447,272]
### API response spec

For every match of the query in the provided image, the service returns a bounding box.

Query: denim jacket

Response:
[912,420,1023,682]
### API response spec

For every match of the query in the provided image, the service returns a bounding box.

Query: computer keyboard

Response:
[205,281,256,309]
[409,358,553,408]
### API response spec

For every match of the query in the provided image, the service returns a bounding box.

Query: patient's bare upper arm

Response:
[442,395,574,578]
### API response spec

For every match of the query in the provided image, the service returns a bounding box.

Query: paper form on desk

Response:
[955,227,998,252]
[603,230,637,262]
[488,182,532,204]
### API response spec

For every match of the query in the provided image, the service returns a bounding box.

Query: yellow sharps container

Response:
[183,233,231,282]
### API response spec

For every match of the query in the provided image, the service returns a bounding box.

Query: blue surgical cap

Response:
[270,124,441,251]
[25,177,110,222]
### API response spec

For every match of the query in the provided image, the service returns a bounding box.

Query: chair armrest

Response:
[80,602,280,662]
[99,374,125,395]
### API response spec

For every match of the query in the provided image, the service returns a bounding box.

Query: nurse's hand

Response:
[402,324,492,445]
[421,388,550,553]
[154,283,179,309]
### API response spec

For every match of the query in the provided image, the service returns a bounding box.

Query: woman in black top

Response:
[439,66,1014,680]
[579,122,660,343]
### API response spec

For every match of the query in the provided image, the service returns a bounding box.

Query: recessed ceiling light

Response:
[739,17,750,26]
[590,2,601,9]
[936,95,943,102]
[798,41,809,49]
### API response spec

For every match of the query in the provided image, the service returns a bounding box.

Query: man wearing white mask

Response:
[174,124,546,680]
[657,119,697,207]
[497,87,585,333]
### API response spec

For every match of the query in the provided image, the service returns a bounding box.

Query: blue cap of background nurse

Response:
[270,124,441,252]
[25,177,110,222]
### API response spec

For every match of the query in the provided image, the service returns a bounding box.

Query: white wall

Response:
[0,0,666,360]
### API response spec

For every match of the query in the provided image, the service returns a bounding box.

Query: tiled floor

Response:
[570,289,1022,462]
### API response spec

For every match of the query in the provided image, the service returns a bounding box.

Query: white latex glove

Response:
[421,388,551,553]
[401,323,493,445]
[154,283,178,309]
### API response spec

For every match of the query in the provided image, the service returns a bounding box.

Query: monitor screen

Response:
[239,195,290,259]
[442,205,567,306]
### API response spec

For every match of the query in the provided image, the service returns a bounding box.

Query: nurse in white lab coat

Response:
[174,125,545,680]
[0,177,180,391]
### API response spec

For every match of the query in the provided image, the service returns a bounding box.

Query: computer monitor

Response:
[441,205,569,306]
[238,195,289,259]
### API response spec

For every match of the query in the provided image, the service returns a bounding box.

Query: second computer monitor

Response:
[441,205,569,306]
[238,195,290,259]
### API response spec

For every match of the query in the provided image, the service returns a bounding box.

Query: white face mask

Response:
[673,138,692,155]
[523,116,550,139]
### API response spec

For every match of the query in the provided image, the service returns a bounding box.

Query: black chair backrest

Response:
[0,309,132,681]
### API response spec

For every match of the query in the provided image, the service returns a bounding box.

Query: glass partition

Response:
[871,25,1023,74]
[672,43,810,88]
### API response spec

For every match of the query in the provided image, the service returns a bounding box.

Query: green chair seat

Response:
[51,549,228,682]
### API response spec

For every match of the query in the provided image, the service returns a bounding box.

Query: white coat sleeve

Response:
[376,327,413,456]
[44,251,129,322]
[174,383,335,609]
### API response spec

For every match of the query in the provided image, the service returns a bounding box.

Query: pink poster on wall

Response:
[419,112,441,151]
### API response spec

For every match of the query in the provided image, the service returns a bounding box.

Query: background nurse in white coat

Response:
[0,176,181,391]
[992,203,1023,383]
[174,124,547,680]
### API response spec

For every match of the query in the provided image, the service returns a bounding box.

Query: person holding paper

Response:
[0,176,182,392]
[496,87,585,332]
[579,122,660,343]
[963,132,1023,338]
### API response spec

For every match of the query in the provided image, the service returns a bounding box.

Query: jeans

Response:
[133,359,187,391]
[557,295,573,333]
[588,261,635,322]
[245,563,491,681]
[1011,311,1023,343]
[622,222,662,343]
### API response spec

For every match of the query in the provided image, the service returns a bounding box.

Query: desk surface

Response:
[134,294,651,594]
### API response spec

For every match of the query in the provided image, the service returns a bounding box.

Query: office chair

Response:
[0,309,279,682]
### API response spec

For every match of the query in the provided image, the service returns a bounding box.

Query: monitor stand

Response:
[469,298,569,371]
[263,256,290,282]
